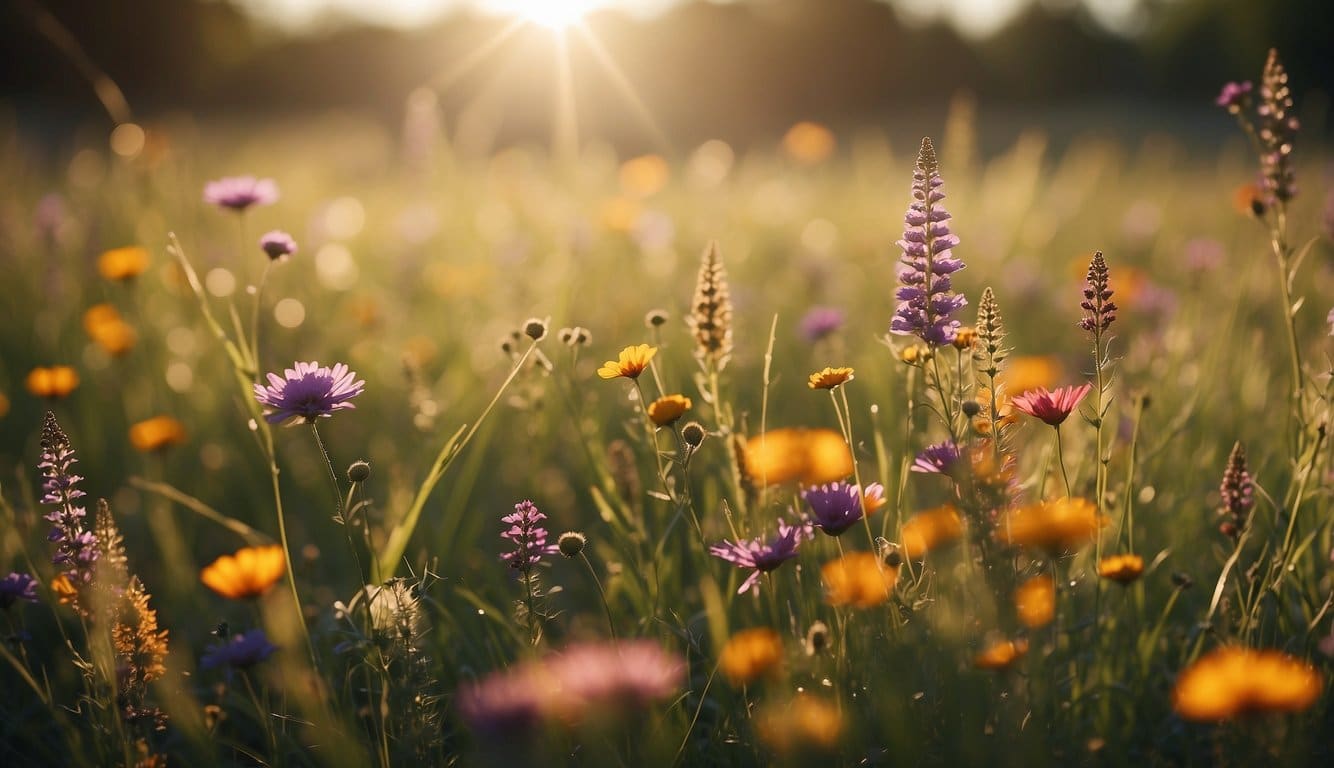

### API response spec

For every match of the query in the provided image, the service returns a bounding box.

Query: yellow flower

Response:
[200,545,286,600]
[1014,575,1055,628]
[807,366,854,390]
[973,638,1028,670]
[97,246,150,281]
[899,344,932,365]
[1173,647,1321,721]
[822,552,898,608]
[971,387,1018,436]
[25,366,80,399]
[647,394,691,426]
[756,696,844,754]
[998,497,1102,553]
[997,355,1062,396]
[619,154,670,199]
[129,416,187,453]
[900,505,964,559]
[782,121,835,165]
[1098,554,1144,585]
[743,428,852,487]
[952,326,978,350]
[597,344,657,380]
[720,627,784,685]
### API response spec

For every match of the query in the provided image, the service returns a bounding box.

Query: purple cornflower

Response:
[259,230,298,261]
[500,500,557,572]
[1078,251,1117,333]
[39,412,98,587]
[0,572,40,609]
[1215,81,1252,112]
[201,628,278,670]
[1217,442,1254,539]
[911,441,962,475]
[254,361,365,425]
[802,481,884,536]
[709,518,811,594]
[203,176,279,212]
[890,137,967,346]
[799,306,845,343]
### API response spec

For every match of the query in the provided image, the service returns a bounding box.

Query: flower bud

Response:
[558,531,587,558]
[347,460,371,483]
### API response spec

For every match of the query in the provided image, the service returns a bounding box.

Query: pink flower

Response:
[1011,384,1092,426]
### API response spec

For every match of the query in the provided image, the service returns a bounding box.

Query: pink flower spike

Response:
[1011,383,1093,426]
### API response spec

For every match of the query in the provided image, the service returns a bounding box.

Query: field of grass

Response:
[0,54,1332,766]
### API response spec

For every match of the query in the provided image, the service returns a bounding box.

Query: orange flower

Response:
[973,638,1028,670]
[782,121,835,165]
[756,696,844,754]
[51,574,79,605]
[1014,575,1055,628]
[25,366,80,399]
[647,394,691,427]
[0,391,8,419]
[900,505,964,559]
[1232,183,1264,216]
[597,344,657,380]
[743,428,852,486]
[807,366,854,390]
[83,304,136,356]
[822,552,898,608]
[200,545,285,600]
[998,497,1102,553]
[1098,554,1144,585]
[952,326,978,350]
[619,154,670,199]
[97,246,150,281]
[971,387,1018,436]
[1173,647,1321,721]
[899,344,932,365]
[996,355,1062,396]
[129,416,187,453]
[720,627,784,685]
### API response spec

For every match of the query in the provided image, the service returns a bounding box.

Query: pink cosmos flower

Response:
[1011,383,1092,426]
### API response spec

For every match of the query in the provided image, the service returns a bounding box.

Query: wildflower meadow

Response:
[2,25,1333,767]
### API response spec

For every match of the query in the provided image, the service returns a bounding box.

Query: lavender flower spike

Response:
[709,518,811,594]
[39,412,98,587]
[890,137,967,346]
[501,500,558,572]
[254,361,365,425]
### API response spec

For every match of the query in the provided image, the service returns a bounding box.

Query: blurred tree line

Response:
[1,0,1330,146]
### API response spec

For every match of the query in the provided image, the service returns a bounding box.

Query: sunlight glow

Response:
[483,0,603,29]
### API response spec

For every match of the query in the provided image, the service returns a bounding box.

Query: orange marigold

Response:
[1173,647,1321,721]
[1098,553,1144,585]
[129,416,187,453]
[822,552,898,608]
[743,428,852,487]
[720,627,784,685]
[200,545,285,600]
[1014,575,1055,628]
[998,497,1102,553]
[974,638,1028,670]
[647,394,691,427]
[97,246,150,281]
[26,366,80,399]
[900,505,964,559]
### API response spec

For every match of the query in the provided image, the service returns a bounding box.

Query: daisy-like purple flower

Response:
[911,441,962,475]
[799,306,845,343]
[0,572,40,610]
[802,481,884,536]
[501,500,558,572]
[709,518,811,594]
[259,230,298,261]
[1012,384,1093,427]
[254,361,365,425]
[203,176,279,212]
[890,137,967,346]
[201,628,278,670]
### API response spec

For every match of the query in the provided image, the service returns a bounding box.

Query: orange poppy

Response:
[200,545,285,599]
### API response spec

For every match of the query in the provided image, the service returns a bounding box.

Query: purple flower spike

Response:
[890,137,967,346]
[911,441,962,475]
[259,230,298,261]
[254,361,364,425]
[204,176,279,212]
[39,413,98,587]
[799,306,845,343]
[709,518,811,594]
[501,500,558,573]
[201,628,278,670]
[803,481,883,536]
[0,572,40,609]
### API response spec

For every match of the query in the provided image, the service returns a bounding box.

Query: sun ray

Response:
[427,16,527,92]
[573,23,674,155]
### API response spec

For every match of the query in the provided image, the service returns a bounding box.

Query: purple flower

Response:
[1078,251,1117,333]
[709,518,811,594]
[802,481,884,536]
[799,306,845,343]
[203,176,279,212]
[1215,80,1252,111]
[39,412,98,586]
[259,230,298,261]
[890,137,967,346]
[500,500,557,572]
[201,628,278,670]
[254,361,365,425]
[911,441,962,475]
[1184,238,1224,272]
[0,572,39,609]
[457,665,548,739]
[1217,442,1254,539]
[547,640,685,714]
[1257,50,1299,204]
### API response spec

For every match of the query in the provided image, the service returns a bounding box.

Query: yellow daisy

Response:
[597,344,657,380]
[807,366,854,390]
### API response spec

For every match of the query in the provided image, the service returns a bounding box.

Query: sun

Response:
[483,0,603,29]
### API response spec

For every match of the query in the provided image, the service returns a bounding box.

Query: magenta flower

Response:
[911,441,962,474]
[709,518,811,594]
[799,306,845,342]
[500,500,558,572]
[546,641,685,714]
[1012,384,1093,426]
[254,361,365,425]
[802,482,883,536]
[1215,81,1252,111]
[201,628,278,670]
[203,176,279,212]
[457,664,548,739]
[259,230,298,260]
